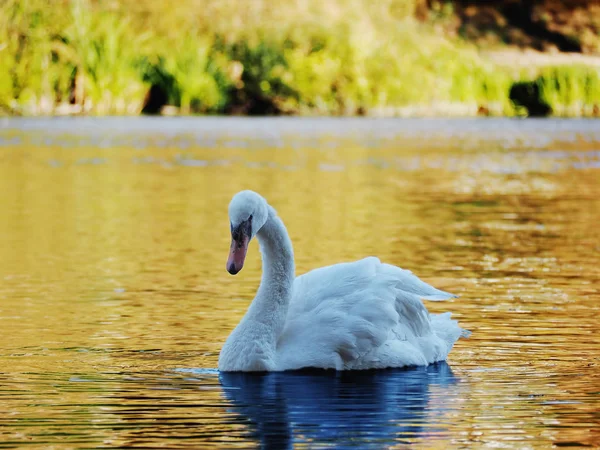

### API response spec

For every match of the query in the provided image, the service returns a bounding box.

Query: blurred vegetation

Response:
[510,66,600,117]
[536,66,600,117]
[0,0,598,117]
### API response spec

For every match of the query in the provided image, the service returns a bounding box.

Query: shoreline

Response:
[2,1,599,118]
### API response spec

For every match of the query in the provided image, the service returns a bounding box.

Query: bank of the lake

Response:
[1,0,600,118]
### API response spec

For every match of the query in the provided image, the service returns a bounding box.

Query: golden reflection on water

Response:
[0,118,599,448]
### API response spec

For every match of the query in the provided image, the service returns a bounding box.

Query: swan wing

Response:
[276,257,464,370]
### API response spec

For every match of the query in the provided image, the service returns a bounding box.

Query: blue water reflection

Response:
[219,362,459,449]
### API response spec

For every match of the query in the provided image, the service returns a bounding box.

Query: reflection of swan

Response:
[220,363,459,449]
[220,191,469,372]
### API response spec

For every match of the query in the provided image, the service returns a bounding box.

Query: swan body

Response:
[219,190,469,372]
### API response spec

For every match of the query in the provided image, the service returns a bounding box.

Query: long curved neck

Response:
[244,205,295,342]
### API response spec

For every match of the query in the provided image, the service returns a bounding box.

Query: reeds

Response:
[536,66,600,116]
[0,0,597,116]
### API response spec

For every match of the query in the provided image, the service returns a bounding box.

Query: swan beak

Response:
[227,217,252,275]
[227,235,249,275]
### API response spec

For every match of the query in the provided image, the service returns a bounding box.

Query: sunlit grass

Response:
[59,0,150,114]
[537,66,600,116]
[0,0,597,116]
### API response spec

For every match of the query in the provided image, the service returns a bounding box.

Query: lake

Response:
[0,117,599,448]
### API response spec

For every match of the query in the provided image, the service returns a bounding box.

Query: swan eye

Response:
[231,215,252,242]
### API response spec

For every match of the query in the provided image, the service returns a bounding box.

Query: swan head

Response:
[226,190,268,275]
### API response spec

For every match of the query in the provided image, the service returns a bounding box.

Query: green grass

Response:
[0,0,597,116]
[536,66,600,116]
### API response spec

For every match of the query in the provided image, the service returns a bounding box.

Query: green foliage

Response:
[220,37,297,114]
[0,0,596,116]
[282,20,515,115]
[141,35,228,114]
[536,66,600,116]
[509,66,600,117]
[58,0,150,114]
[0,0,69,113]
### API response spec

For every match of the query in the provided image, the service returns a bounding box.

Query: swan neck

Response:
[246,206,295,334]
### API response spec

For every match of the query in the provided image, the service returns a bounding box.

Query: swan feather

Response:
[276,257,464,370]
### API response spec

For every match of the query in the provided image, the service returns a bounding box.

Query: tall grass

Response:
[537,66,600,116]
[0,0,67,113]
[0,0,596,116]
[59,0,150,114]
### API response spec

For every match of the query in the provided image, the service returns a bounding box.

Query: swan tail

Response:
[380,262,458,301]
[279,257,468,370]
[430,311,470,355]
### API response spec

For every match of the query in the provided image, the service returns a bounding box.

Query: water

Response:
[0,117,599,448]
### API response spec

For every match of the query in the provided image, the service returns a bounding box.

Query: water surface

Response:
[0,118,599,448]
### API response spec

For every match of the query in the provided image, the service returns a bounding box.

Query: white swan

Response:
[219,190,469,372]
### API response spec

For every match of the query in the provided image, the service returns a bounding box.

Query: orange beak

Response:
[227,235,249,275]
